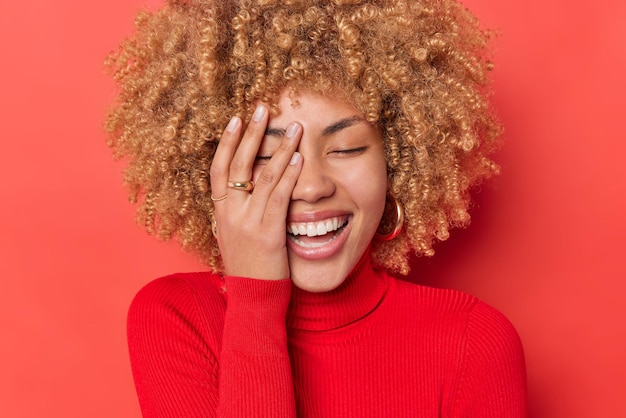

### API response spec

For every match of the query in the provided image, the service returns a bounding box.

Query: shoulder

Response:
[459,298,526,383]
[451,297,527,414]
[390,277,479,320]
[389,279,527,414]
[130,271,226,314]
[390,278,524,359]
[128,271,227,352]
[464,298,524,352]
[127,273,227,414]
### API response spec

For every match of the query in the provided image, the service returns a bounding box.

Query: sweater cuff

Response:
[222,276,292,356]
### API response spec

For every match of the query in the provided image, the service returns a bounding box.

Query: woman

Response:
[106,0,527,416]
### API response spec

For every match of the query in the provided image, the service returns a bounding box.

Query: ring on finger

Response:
[210,193,228,202]
[227,180,255,192]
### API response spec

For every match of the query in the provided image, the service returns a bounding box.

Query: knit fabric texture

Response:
[128,256,527,417]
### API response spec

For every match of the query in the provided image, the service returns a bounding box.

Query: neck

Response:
[287,252,389,331]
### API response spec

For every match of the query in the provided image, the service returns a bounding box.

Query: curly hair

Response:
[105,0,501,275]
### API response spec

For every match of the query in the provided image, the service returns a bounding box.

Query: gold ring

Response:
[210,193,228,201]
[227,180,255,192]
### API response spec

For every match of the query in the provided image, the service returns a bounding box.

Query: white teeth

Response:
[288,217,346,237]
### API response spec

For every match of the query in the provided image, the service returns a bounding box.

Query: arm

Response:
[218,276,295,417]
[128,105,303,417]
[449,302,528,417]
[210,105,302,415]
[127,274,297,418]
[127,275,221,417]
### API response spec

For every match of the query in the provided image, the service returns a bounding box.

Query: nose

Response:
[290,156,335,203]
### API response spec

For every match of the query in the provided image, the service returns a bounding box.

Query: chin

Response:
[290,269,347,293]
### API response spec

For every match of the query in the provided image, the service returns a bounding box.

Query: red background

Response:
[1,0,624,417]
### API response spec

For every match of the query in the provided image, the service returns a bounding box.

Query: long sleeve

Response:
[127,273,296,417]
[218,276,296,417]
[127,275,221,417]
[127,266,527,417]
[448,301,528,417]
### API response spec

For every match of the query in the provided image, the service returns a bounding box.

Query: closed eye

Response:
[331,146,368,156]
[254,155,272,165]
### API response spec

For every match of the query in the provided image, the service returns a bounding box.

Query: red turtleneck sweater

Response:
[127,257,527,417]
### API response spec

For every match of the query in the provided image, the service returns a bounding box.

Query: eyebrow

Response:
[265,115,366,138]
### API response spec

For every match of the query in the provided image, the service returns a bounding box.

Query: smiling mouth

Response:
[287,216,348,249]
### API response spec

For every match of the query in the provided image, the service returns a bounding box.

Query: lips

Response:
[286,214,351,259]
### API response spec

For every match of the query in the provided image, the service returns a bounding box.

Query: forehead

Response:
[269,89,363,126]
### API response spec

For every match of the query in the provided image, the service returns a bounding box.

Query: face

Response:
[254,90,388,292]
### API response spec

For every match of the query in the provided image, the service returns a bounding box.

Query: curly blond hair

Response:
[105,0,501,275]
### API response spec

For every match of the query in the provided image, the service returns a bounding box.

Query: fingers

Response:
[226,105,269,199]
[250,123,302,220]
[262,151,303,223]
[211,104,302,207]
[208,104,304,280]
[210,115,243,199]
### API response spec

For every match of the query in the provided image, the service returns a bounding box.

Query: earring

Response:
[375,194,404,241]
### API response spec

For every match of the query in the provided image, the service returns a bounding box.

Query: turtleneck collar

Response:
[287,252,389,332]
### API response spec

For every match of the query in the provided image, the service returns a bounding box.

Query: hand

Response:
[210,105,303,280]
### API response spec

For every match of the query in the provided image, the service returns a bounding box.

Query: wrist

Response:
[222,276,292,355]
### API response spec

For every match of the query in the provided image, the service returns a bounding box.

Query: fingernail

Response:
[286,122,299,138]
[226,116,241,132]
[289,151,302,165]
[253,105,267,122]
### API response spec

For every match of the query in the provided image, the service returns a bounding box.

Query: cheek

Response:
[349,159,388,218]
[369,150,389,195]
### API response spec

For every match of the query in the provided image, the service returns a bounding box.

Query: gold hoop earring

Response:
[375,194,404,241]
